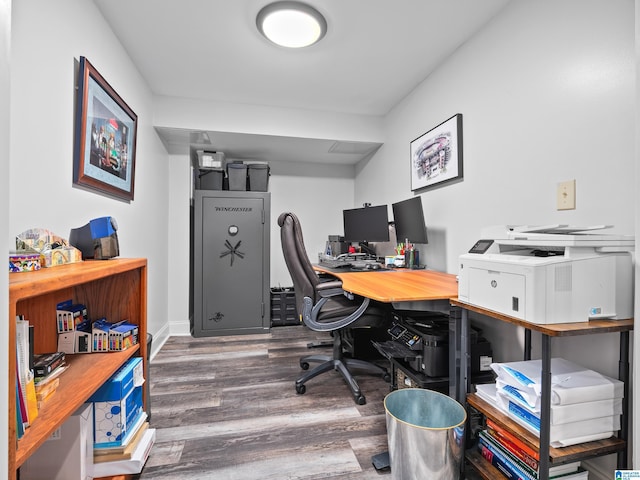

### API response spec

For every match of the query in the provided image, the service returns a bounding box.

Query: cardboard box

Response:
[21,403,93,480]
[76,331,92,353]
[58,331,93,354]
[109,322,139,351]
[92,319,113,352]
[9,252,41,272]
[56,300,88,333]
[88,357,145,447]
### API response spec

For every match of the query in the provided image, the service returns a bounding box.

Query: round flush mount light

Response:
[256,1,327,48]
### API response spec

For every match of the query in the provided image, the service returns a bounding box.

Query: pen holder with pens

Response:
[405,249,420,268]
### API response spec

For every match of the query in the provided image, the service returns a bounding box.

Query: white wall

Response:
[356,0,636,474]
[9,0,170,343]
[0,0,10,474]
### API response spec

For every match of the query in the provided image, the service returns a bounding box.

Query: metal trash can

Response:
[384,388,466,479]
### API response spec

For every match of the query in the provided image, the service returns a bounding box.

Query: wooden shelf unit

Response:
[450,298,633,480]
[8,258,148,480]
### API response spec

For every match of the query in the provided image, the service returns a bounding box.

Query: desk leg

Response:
[524,328,532,361]
[539,335,551,480]
[449,307,469,406]
[618,331,629,468]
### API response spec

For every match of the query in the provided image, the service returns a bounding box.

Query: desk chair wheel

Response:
[354,393,366,405]
[300,361,310,370]
[296,384,306,395]
[383,372,391,383]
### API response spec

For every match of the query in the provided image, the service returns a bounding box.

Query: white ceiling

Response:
[94,0,511,164]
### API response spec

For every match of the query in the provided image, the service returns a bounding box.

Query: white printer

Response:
[458,225,634,324]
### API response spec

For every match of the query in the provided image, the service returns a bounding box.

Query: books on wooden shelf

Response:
[486,418,539,471]
[477,430,586,479]
[35,377,60,409]
[34,363,68,386]
[90,423,156,478]
[15,315,39,432]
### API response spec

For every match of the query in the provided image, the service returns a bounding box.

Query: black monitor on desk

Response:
[343,204,389,256]
[392,197,428,246]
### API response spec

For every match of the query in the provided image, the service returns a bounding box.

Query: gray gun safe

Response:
[191,190,271,337]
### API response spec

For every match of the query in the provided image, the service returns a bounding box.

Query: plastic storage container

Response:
[197,168,224,190]
[227,162,247,191]
[384,388,466,479]
[270,287,297,326]
[248,163,270,191]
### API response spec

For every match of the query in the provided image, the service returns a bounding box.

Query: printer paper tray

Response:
[372,341,420,362]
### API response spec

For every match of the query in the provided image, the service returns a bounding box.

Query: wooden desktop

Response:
[313,265,459,303]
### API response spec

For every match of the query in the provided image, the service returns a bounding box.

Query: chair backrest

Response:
[277,212,321,318]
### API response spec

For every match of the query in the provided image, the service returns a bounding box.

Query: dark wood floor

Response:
[139,326,393,479]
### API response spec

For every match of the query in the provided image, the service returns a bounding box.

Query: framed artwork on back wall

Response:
[410,113,463,192]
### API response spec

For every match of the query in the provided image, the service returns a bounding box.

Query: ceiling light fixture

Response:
[256,1,327,48]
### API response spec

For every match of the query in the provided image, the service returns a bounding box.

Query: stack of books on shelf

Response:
[92,416,154,465]
[89,413,155,478]
[33,352,68,408]
[15,315,70,438]
[15,316,36,439]
[479,357,623,448]
[477,421,588,479]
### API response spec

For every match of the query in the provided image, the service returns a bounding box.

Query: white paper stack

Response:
[486,358,623,447]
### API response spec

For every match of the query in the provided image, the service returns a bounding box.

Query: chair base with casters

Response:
[295,328,390,405]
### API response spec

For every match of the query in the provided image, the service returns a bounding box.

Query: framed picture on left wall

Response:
[73,56,138,201]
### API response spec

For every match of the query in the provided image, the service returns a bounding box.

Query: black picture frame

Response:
[73,56,138,201]
[410,113,463,191]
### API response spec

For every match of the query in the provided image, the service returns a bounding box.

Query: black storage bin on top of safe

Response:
[196,168,224,190]
[248,163,270,191]
[227,162,248,191]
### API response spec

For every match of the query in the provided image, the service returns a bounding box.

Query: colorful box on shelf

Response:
[56,300,88,333]
[88,357,145,448]
[15,227,82,268]
[92,318,113,352]
[9,252,41,272]
[57,330,93,354]
[109,321,139,351]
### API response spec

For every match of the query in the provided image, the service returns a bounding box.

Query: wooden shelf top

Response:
[10,258,147,302]
[451,299,634,336]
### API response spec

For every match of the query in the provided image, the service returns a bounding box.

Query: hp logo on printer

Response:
[491,280,497,288]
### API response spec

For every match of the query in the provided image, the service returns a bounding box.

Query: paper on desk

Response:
[490,358,623,406]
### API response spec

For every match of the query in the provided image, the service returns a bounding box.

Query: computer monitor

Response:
[343,205,389,254]
[392,197,428,245]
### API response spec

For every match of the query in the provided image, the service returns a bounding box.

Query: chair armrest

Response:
[316,279,343,292]
[301,295,371,332]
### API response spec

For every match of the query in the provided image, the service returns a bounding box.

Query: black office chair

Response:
[277,212,390,405]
